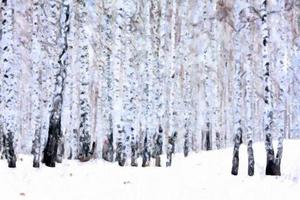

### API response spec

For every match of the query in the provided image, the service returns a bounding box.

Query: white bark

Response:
[231,2,243,175]
[1,0,18,167]
[31,0,43,167]
[78,0,92,160]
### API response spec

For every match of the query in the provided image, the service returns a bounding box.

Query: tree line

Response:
[0,0,300,176]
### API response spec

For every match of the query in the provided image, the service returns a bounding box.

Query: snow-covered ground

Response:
[0,140,299,200]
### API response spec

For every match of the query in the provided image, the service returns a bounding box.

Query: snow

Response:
[0,140,299,200]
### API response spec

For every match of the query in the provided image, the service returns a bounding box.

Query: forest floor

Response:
[0,140,299,200]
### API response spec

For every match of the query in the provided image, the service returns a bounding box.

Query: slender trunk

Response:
[113,1,125,166]
[101,0,114,162]
[142,0,154,167]
[78,0,92,161]
[43,0,69,167]
[261,0,279,176]
[166,0,178,167]
[166,131,177,167]
[180,0,192,157]
[0,1,3,158]
[203,0,212,151]
[151,0,164,164]
[231,3,243,175]
[1,0,17,168]
[245,49,255,176]
[154,125,163,166]
[31,0,42,168]
[244,2,255,176]
[274,0,287,176]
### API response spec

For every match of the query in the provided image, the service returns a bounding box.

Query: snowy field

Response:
[0,140,299,200]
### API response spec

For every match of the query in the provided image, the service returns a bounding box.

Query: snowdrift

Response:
[0,140,299,200]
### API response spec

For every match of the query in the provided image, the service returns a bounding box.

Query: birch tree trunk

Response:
[231,2,243,176]
[202,0,212,151]
[113,0,125,166]
[77,0,92,162]
[63,0,78,160]
[274,0,288,176]
[31,0,42,168]
[100,0,114,163]
[261,0,279,176]
[43,0,68,167]
[179,0,192,157]
[239,2,256,176]
[1,0,17,168]
[142,0,154,167]
[166,0,179,167]
[150,0,163,165]
[245,32,255,176]
[119,0,138,166]
[0,0,4,158]
[157,0,171,166]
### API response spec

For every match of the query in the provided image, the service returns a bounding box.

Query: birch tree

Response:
[155,0,171,166]
[100,0,114,163]
[244,10,255,176]
[150,0,163,165]
[231,2,243,176]
[1,0,18,168]
[43,0,68,167]
[119,0,138,166]
[166,0,179,167]
[113,1,126,166]
[77,0,93,161]
[142,0,153,167]
[179,0,193,157]
[261,0,279,175]
[31,0,43,168]
[202,0,213,151]
[0,0,4,157]
[272,0,288,176]
[62,0,78,160]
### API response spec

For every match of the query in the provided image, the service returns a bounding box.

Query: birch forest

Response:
[0,0,300,176]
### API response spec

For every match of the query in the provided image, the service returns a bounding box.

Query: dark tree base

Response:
[142,152,150,167]
[231,128,242,176]
[7,153,17,168]
[266,160,281,176]
[231,156,239,176]
[141,163,149,167]
[43,148,57,167]
[5,131,17,168]
[115,140,123,165]
[43,156,56,167]
[102,142,114,162]
[103,151,114,162]
[231,145,240,176]
[247,143,255,176]
[155,156,161,167]
[142,158,150,167]
[115,153,121,165]
[8,160,16,168]
[43,119,62,168]
[184,131,189,157]
[118,159,126,167]
[142,145,150,167]
[33,161,40,168]
[78,155,91,162]
[78,142,95,162]
[248,163,254,176]
[131,161,138,167]
[184,146,189,157]
[130,142,138,167]
[166,153,172,167]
